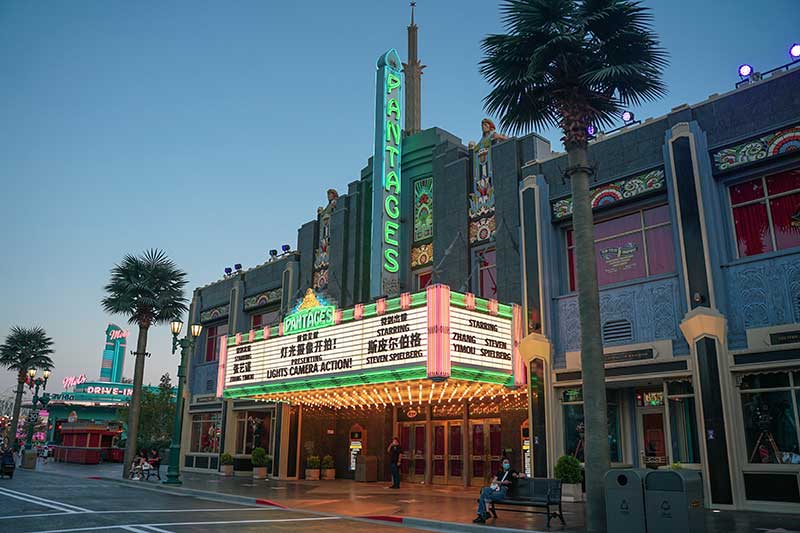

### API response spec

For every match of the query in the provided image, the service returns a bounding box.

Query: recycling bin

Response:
[644,469,705,533]
[604,468,648,532]
[355,455,377,482]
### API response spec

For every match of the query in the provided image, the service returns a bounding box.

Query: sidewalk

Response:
[33,460,800,532]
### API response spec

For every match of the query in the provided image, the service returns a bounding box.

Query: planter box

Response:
[305,468,320,480]
[253,466,267,480]
[322,468,335,480]
[561,482,584,502]
[220,464,234,476]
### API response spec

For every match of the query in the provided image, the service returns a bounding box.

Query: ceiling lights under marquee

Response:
[219,287,526,400]
[251,377,527,412]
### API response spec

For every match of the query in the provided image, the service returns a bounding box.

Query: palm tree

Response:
[102,249,188,478]
[480,1,667,530]
[0,326,55,447]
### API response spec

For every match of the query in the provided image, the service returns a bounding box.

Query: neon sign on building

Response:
[371,49,404,298]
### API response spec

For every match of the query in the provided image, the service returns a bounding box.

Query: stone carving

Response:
[552,168,665,219]
[411,243,433,268]
[713,124,800,171]
[313,189,339,291]
[199,304,229,324]
[468,119,507,244]
[243,288,282,310]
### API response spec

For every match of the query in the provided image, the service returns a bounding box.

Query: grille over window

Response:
[602,319,633,344]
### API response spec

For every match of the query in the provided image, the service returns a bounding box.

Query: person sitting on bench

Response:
[473,457,523,524]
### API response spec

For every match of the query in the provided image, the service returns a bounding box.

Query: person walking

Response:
[387,436,402,489]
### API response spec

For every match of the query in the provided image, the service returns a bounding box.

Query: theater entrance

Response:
[469,419,502,487]
[399,422,426,483]
[432,420,464,485]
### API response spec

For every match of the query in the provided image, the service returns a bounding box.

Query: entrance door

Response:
[431,421,464,485]
[399,423,427,482]
[469,419,502,486]
[639,412,667,469]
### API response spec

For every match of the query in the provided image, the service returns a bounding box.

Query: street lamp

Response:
[163,319,203,485]
[23,367,51,459]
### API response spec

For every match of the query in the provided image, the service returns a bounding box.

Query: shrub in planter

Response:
[306,455,321,481]
[220,453,234,476]
[252,447,268,480]
[321,455,335,480]
[554,455,583,502]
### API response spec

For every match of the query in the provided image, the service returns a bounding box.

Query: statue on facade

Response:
[314,189,339,290]
[468,118,508,151]
[468,119,507,244]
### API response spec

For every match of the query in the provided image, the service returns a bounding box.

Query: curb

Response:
[89,475,544,532]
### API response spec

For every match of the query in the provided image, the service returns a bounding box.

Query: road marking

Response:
[31,517,341,532]
[0,507,275,520]
[122,526,173,533]
[137,526,173,533]
[0,487,89,514]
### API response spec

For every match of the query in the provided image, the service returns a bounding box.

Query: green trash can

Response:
[644,469,705,533]
[605,468,648,532]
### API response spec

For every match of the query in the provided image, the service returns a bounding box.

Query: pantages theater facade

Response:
[179,15,800,513]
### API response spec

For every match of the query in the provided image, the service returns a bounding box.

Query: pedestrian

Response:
[473,457,523,524]
[386,436,402,489]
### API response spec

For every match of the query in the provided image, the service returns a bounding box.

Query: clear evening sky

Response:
[0,1,797,394]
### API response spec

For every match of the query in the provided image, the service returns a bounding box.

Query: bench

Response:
[489,478,565,528]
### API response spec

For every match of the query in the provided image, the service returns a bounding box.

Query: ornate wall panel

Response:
[552,168,665,220]
[712,124,800,172]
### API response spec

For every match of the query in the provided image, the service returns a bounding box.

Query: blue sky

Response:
[0,0,797,393]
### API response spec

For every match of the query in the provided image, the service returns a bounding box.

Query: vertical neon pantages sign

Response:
[371,49,404,298]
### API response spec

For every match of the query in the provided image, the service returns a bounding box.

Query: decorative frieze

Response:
[243,288,282,310]
[552,168,665,220]
[713,124,800,172]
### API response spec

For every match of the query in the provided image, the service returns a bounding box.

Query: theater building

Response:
[180,8,800,511]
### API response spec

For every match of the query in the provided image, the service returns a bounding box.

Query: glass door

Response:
[469,419,502,486]
[639,412,667,469]
[433,422,446,484]
[399,422,427,482]
[448,422,463,485]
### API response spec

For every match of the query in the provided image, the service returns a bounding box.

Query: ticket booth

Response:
[349,424,365,472]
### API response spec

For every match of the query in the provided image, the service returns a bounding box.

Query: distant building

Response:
[100,324,128,383]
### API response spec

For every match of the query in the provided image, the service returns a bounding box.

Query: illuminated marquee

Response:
[220,288,526,398]
[371,49,404,298]
[283,305,336,335]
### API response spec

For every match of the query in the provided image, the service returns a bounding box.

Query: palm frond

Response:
[0,326,55,372]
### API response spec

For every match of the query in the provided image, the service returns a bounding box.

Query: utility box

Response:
[355,455,377,482]
[604,468,648,532]
[644,469,705,533]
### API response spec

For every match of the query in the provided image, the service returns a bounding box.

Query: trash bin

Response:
[355,455,377,482]
[604,468,648,532]
[21,450,37,469]
[644,469,704,533]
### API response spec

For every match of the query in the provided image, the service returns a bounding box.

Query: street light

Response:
[164,319,203,485]
[23,367,51,461]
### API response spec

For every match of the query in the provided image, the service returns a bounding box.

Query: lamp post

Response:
[23,368,51,455]
[163,319,202,485]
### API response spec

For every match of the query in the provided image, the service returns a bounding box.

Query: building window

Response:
[235,411,271,455]
[729,169,800,258]
[204,323,228,362]
[566,205,676,291]
[189,413,221,453]
[416,270,433,290]
[251,308,280,329]
[561,388,622,462]
[666,381,700,464]
[738,371,800,464]
[476,248,497,299]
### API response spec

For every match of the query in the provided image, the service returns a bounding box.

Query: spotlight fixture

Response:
[269,249,278,258]
[281,244,291,253]
[234,263,242,271]
[738,63,753,78]
[586,125,597,136]
[621,111,634,123]
[790,43,800,61]
[224,267,233,275]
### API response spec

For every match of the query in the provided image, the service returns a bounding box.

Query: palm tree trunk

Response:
[9,369,26,449]
[122,325,149,478]
[568,146,610,533]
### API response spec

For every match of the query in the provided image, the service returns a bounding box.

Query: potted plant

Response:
[554,455,583,502]
[220,453,234,477]
[265,454,274,479]
[321,455,335,480]
[251,447,268,480]
[305,455,320,480]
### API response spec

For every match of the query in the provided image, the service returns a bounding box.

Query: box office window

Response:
[738,371,800,464]
[562,389,622,462]
[204,323,228,363]
[729,169,800,258]
[189,413,221,454]
[235,411,271,455]
[566,205,676,291]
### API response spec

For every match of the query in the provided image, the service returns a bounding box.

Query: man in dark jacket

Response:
[473,457,523,523]
[387,437,402,489]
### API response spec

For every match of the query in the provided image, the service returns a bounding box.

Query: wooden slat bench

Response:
[489,478,566,528]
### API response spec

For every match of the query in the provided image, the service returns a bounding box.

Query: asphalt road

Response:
[0,468,427,533]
